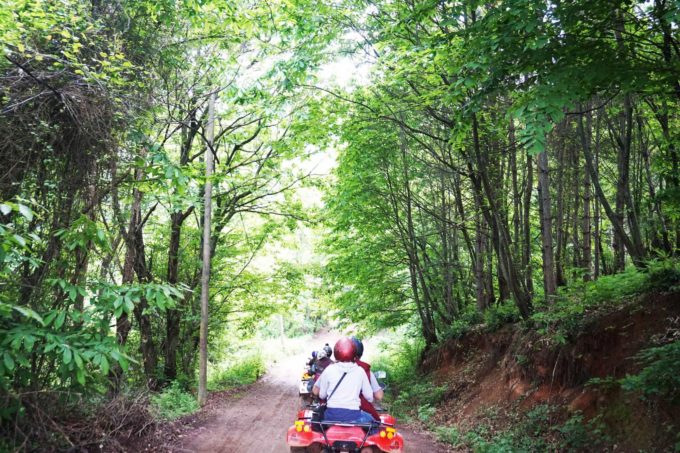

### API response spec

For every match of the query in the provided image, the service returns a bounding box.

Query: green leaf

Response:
[12,306,45,325]
[0,204,11,215]
[100,355,109,375]
[3,352,15,371]
[12,234,26,247]
[54,311,66,329]
[73,350,83,369]
[124,298,134,314]
[63,347,72,365]
[119,354,129,371]
[76,368,85,385]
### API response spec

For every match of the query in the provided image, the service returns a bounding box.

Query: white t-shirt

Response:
[369,372,381,393]
[314,362,374,410]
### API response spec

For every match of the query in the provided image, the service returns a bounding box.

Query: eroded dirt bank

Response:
[420,292,680,451]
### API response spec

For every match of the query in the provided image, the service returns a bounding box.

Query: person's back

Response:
[314,353,333,380]
[313,337,374,424]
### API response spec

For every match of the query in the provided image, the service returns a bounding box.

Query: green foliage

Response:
[483,303,521,331]
[435,426,462,446]
[530,262,679,341]
[620,340,680,403]
[645,259,680,292]
[556,413,611,452]
[207,354,265,391]
[372,337,446,420]
[151,382,200,421]
[437,406,610,453]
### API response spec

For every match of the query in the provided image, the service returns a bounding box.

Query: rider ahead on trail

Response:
[351,336,383,421]
[314,348,333,380]
[312,337,375,424]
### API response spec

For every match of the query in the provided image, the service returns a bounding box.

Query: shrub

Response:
[646,259,680,292]
[556,413,610,451]
[208,353,265,391]
[151,382,199,420]
[484,302,521,331]
[371,337,447,419]
[435,426,462,446]
[620,340,680,403]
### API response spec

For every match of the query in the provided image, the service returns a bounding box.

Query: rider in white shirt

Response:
[312,337,375,424]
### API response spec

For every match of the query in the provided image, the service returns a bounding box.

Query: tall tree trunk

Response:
[198,92,216,406]
[164,212,183,383]
[537,150,557,298]
[469,114,532,318]
[579,111,646,266]
[581,112,593,280]
[474,193,490,312]
[523,151,534,294]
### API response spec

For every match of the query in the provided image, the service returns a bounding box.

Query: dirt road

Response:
[177,336,447,453]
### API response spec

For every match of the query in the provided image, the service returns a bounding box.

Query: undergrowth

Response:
[150,354,265,420]
[442,259,679,344]
[371,338,445,421]
[151,382,199,420]
[208,353,265,391]
[376,261,679,451]
[532,259,680,341]
[435,405,610,453]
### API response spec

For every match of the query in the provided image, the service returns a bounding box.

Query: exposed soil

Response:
[421,291,680,451]
[138,333,448,453]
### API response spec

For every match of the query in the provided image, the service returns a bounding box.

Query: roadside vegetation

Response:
[371,262,680,451]
[1,0,679,450]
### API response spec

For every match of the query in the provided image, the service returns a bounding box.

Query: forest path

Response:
[176,333,447,453]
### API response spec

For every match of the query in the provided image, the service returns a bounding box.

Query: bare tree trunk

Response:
[110,154,143,391]
[198,92,216,406]
[537,151,557,299]
[474,193,489,312]
[523,151,534,294]
[580,111,646,266]
[469,114,532,318]
[510,121,521,257]
[553,128,566,287]
[581,112,593,280]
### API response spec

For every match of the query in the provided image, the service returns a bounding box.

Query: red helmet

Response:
[333,337,357,362]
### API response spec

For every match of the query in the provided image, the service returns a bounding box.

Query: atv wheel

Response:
[290,448,308,453]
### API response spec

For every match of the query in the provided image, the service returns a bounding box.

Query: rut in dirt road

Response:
[179,339,447,453]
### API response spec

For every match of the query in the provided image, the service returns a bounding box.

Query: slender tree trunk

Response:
[523,151,534,294]
[474,193,489,312]
[537,150,557,299]
[164,212,183,383]
[510,121,521,257]
[198,92,216,406]
[469,114,532,318]
[581,112,593,280]
[580,111,646,266]
[554,136,566,287]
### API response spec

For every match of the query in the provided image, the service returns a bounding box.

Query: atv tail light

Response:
[380,426,397,439]
[295,420,311,433]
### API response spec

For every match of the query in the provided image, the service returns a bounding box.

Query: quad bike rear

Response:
[286,407,404,453]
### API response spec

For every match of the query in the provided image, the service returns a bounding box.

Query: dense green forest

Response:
[1,0,679,451]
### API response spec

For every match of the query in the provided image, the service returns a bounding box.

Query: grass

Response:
[151,382,200,420]
[434,406,610,453]
[207,353,265,391]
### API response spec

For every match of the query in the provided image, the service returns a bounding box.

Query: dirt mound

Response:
[421,292,680,451]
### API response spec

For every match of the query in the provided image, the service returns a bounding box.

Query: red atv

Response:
[286,408,404,453]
